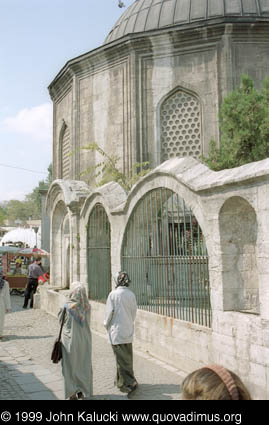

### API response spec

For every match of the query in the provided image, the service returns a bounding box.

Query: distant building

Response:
[25,220,41,228]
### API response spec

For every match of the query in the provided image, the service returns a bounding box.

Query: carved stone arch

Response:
[58,120,71,179]
[158,87,203,164]
[121,185,211,326]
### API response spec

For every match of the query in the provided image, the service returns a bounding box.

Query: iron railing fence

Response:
[87,203,111,303]
[122,188,212,327]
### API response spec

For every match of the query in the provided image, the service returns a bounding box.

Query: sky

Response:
[0,0,134,203]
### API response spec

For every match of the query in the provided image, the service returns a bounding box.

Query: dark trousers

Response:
[23,278,38,308]
[112,343,136,389]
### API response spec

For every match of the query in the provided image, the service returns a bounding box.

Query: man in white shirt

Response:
[104,271,138,395]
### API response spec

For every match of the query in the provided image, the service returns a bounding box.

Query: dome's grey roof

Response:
[105,0,269,44]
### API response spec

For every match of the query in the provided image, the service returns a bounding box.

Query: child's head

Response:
[181,364,251,400]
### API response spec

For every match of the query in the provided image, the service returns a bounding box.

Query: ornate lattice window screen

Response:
[62,127,70,179]
[160,91,201,162]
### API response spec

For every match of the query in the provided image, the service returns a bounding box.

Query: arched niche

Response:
[51,200,69,288]
[219,196,259,313]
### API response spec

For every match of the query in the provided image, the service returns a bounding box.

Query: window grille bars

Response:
[122,188,211,327]
[87,204,111,303]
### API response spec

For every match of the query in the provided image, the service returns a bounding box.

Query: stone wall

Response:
[53,90,73,180]
[45,157,269,399]
[78,60,131,183]
[45,8,269,400]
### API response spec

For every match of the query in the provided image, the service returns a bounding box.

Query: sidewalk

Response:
[0,295,184,400]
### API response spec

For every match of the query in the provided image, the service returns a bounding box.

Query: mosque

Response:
[49,0,269,184]
[44,1,269,398]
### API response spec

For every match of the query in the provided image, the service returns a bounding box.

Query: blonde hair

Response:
[181,365,251,400]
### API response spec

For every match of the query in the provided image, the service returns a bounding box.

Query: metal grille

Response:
[161,90,201,161]
[122,188,211,327]
[87,204,111,303]
[62,127,70,179]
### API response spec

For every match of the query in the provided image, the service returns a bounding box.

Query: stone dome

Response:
[105,0,269,44]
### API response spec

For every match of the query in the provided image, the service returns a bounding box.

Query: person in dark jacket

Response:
[23,256,43,309]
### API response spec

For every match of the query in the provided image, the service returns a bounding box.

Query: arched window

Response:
[59,121,71,179]
[160,90,202,162]
[122,188,211,326]
[87,204,111,302]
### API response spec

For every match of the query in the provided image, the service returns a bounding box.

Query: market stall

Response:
[0,246,49,291]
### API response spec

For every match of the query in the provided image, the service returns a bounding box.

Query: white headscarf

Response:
[64,282,90,326]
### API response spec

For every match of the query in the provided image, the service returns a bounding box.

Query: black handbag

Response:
[51,308,66,363]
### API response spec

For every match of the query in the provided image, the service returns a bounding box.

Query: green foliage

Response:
[24,163,53,220]
[5,200,31,222]
[0,206,6,225]
[203,74,269,171]
[81,143,150,192]
[46,163,53,185]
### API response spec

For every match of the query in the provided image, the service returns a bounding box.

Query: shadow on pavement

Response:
[3,335,53,341]
[0,362,60,400]
[121,383,181,400]
[89,394,128,400]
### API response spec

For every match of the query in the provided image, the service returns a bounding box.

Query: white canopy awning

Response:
[0,227,41,248]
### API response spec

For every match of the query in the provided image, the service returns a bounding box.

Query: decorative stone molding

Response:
[46,179,90,215]
[80,181,127,219]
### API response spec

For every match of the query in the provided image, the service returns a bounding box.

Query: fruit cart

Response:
[0,246,49,294]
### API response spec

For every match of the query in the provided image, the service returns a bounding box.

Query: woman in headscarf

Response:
[58,282,93,400]
[0,268,11,339]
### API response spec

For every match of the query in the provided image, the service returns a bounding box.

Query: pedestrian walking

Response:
[181,364,251,400]
[0,268,11,339]
[58,282,93,400]
[104,271,138,396]
[23,256,43,309]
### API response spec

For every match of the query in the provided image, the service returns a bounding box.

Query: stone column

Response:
[68,202,81,284]
[39,189,50,253]
[71,74,80,180]
[257,185,269,320]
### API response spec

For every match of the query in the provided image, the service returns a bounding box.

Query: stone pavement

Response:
[0,295,184,400]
